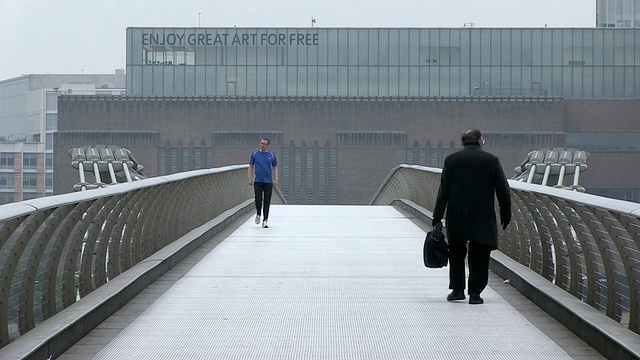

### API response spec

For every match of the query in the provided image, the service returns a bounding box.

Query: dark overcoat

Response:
[432,144,511,249]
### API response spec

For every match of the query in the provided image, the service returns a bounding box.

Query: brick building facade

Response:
[54,96,640,204]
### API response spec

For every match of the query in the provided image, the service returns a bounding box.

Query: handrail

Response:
[371,164,640,336]
[0,165,286,349]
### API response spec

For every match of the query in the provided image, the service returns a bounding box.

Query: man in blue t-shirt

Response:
[248,138,279,228]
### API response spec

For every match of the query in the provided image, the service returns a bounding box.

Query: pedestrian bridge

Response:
[0,165,639,359]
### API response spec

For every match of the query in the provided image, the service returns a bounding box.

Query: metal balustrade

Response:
[0,165,285,349]
[371,165,640,334]
[3,163,638,357]
[371,164,640,336]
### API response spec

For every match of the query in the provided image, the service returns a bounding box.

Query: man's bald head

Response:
[461,128,483,145]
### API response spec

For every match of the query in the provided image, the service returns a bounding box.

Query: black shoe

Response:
[447,290,465,301]
[469,294,484,304]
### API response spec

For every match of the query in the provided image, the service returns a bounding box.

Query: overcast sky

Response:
[1,0,595,81]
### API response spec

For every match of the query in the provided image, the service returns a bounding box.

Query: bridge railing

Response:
[371,164,640,337]
[0,165,285,350]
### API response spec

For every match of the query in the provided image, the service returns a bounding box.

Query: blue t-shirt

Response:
[250,150,278,183]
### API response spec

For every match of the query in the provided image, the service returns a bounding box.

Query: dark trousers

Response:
[448,241,493,295]
[254,182,273,219]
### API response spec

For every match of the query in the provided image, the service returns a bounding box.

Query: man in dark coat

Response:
[432,129,511,304]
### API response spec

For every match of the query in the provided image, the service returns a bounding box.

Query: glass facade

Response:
[598,0,640,28]
[0,77,28,139]
[127,27,640,99]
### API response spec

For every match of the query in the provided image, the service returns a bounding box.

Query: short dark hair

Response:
[262,138,270,145]
[461,129,482,145]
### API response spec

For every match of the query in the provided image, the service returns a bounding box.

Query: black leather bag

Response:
[423,223,448,268]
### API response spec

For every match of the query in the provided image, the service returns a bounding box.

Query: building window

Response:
[169,148,178,173]
[143,46,195,65]
[22,192,38,200]
[193,148,202,170]
[294,148,302,204]
[45,173,53,189]
[45,153,53,170]
[46,133,53,150]
[0,173,14,189]
[205,148,213,168]
[317,148,325,204]
[281,147,290,200]
[0,192,14,205]
[181,148,190,172]
[329,149,337,205]
[158,148,166,176]
[430,148,439,167]
[46,114,58,130]
[1,153,15,169]
[23,153,38,170]
[23,173,37,189]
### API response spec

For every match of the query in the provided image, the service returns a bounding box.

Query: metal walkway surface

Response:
[59,205,604,359]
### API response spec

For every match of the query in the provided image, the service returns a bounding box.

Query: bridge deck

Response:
[59,205,604,359]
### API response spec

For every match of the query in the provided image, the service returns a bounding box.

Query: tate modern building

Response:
[54,27,640,204]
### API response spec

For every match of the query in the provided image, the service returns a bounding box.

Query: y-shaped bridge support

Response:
[68,145,147,191]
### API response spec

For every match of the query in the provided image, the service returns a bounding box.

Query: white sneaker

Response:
[254,214,261,224]
[262,219,269,228]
